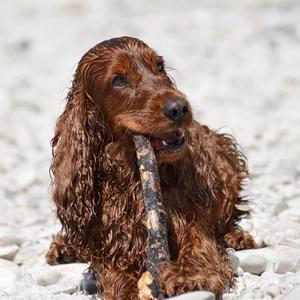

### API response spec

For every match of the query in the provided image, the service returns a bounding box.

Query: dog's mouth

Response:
[148,130,186,154]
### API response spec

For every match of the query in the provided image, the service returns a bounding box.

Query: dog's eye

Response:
[157,61,164,73]
[112,75,127,88]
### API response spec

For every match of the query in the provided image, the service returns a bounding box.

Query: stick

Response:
[133,134,170,300]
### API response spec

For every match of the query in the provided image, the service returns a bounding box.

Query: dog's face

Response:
[85,37,193,163]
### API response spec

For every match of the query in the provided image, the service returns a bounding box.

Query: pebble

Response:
[273,246,300,274]
[274,259,295,274]
[29,263,89,287]
[0,260,19,296]
[237,254,267,275]
[0,245,19,260]
[253,234,265,248]
[281,285,300,300]
[237,267,244,277]
[0,258,18,268]
[227,248,239,276]
[34,269,62,286]
[79,270,97,295]
[266,285,281,298]
[169,291,215,300]
[14,242,48,266]
[0,227,26,246]
[45,281,78,295]
[236,245,300,274]
[53,295,90,300]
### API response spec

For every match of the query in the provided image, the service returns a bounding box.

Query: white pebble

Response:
[0,227,26,246]
[227,248,239,276]
[274,260,295,274]
[0,245,19,261]
[29,263,89,288]
[280,284,300,300]
[168,291,215,300]
[266,285,281,297]
[14,242,48,266]
[0,261,19,296]
[237,267,244,277]
[238,254,267,275]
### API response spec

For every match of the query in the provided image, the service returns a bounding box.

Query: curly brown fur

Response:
[46,36,256,299]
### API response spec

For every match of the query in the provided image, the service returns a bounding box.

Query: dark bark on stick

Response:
[133,134,170,300]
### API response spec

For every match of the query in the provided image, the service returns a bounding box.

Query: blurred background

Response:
[0,1,300,299]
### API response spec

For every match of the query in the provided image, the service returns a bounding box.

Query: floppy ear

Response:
[51,71,105,246]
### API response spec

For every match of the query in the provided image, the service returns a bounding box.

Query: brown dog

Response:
[46,36,256,299]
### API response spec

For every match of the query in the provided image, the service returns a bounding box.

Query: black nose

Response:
[163,99,189,123]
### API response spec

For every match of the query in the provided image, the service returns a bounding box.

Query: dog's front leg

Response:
[46,234,90,265]
[158,226,233,298]
[92,264,139,300]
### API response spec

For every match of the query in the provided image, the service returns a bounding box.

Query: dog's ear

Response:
[51,67,105,246]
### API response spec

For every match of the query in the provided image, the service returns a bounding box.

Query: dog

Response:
[46,36,256,299]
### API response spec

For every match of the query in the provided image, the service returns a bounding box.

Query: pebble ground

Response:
[0,1,299,299]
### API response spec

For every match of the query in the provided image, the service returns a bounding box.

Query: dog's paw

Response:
[224,230,257,250]
[158,262,210,297]
[45,238,75,265]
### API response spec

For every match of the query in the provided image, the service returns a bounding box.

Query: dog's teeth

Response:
[162,140,168,146]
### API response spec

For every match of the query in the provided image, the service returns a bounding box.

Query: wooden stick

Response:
[133,134,170,300]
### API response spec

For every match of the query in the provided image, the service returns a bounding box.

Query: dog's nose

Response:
[163,99,189,123]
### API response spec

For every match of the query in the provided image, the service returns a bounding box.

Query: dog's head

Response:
[76,36,193,163]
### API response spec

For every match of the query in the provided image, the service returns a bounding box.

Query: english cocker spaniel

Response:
[46,36,256,299]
